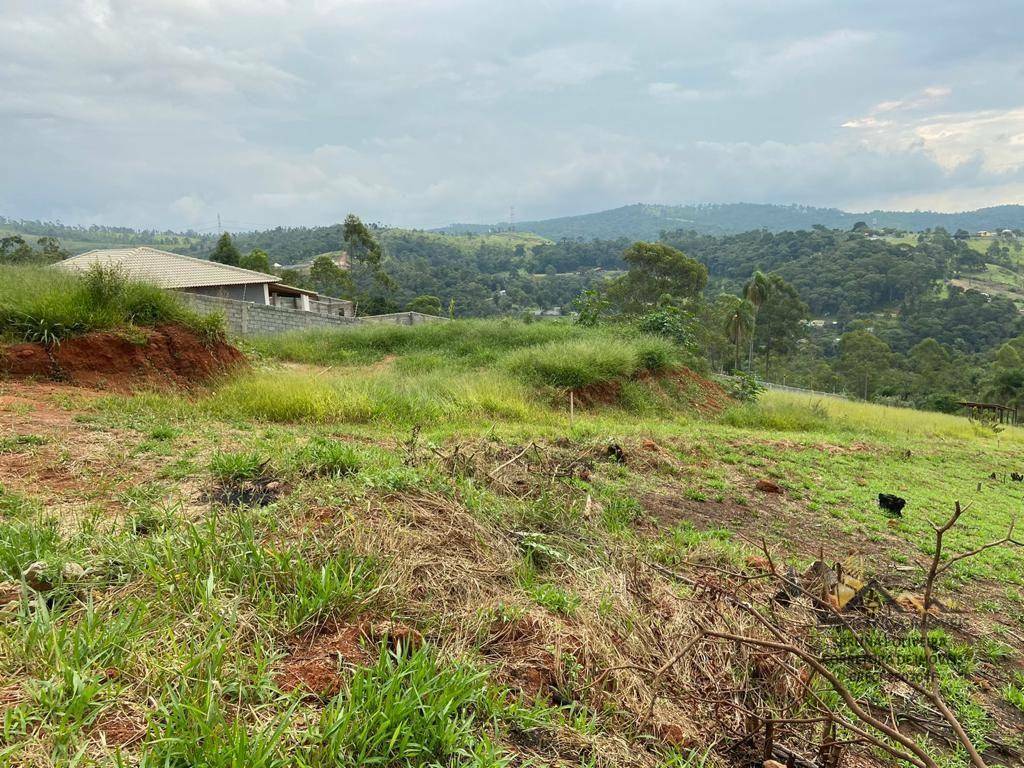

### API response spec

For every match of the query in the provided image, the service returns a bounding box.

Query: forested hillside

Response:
[439,202,1024,240]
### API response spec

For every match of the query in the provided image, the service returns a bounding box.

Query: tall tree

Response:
[608,241,708,313]
[210,233,241,267]
[406,295,443,315]
[343,214,394,291]
[743,270,771,371]
[753,274,808,379]
[310,255,355,298]
[0,235,39,264]
[724,299,755,372]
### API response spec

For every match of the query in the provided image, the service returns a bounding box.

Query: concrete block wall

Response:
[180,294,444,337]
[359,311,443,326]
[180,293,359,336]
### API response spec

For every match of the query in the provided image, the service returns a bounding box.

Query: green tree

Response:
[240,248,271,273]
[836,330,893,399]
[753,274,808,379]
[36,236,68,263]
[724,299,755,373]
[406,295,443,315]
[743,270,771,372]
[994,342,1022,370]
[0,235,39,264]
[608,241,707,313]
[310,255,354,298]
[276,268,313,290]
[210,232,241,267]
[343,214,394,291]
[907,338,950,376]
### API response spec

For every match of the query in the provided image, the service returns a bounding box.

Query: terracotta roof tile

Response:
[55,247,278,289]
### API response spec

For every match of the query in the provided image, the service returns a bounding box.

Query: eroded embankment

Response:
[1,324,245,389]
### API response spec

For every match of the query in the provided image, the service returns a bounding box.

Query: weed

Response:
[0,434,47,454]
[209,451,270,484]
[1003,673,1024,714]
[296,437,362,478]
[307,645,494,767]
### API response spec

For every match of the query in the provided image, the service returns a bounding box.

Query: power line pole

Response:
[509,205,515,232]
[217,213,222,232]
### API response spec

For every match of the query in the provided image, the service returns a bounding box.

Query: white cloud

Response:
[647,82,706,102]
[2,0,1024,228]
[843,104,1024,176]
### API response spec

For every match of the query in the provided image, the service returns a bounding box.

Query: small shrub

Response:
[147,425,178,441]
[209,451,279,506]
[0,434,48,454]
[526,581,579,617]
[722,371,763,402]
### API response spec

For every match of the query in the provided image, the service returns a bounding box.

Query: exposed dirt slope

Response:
[1,324,245,389]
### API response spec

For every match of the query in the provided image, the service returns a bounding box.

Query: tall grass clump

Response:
[308,646,498,767]
[0,264,222,343]
[505,336,677,390]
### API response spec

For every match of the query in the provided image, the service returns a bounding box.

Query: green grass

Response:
[754,389,1024,442]
[246,318,589,367]
[1004,672,1024,713]
[0,263,222,343]
[7,316,1024,767]
[506,337,675,390]
[308,646,499,767]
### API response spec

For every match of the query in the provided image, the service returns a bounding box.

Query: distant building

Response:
[977,230,994,237]
[55,246,354,316]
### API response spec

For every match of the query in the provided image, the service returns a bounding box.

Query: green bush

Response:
[0,264,223,343]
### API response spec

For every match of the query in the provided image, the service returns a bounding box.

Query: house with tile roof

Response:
[55,246,353,316]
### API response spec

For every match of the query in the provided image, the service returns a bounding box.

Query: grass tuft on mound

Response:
[0,264,222,343]
[505,336,677,390]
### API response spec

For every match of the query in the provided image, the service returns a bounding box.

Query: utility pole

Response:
[217,213,222,232]
[509,206,515,233]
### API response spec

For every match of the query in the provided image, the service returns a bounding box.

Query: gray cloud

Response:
[1,0,1023,230]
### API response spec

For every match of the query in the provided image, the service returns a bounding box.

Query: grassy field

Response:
[2,321,1024,767]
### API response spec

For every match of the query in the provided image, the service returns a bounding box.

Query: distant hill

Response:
[438,203,1024,240]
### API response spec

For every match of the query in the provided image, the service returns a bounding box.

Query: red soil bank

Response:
[1,324,245,389]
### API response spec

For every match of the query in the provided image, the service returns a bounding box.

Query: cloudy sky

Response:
[2,0,1023,231]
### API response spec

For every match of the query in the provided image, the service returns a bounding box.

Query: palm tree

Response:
[725,300,755,373]
[743,271,771,373]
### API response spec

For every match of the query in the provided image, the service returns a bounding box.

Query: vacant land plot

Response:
[2,321,1024,767]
